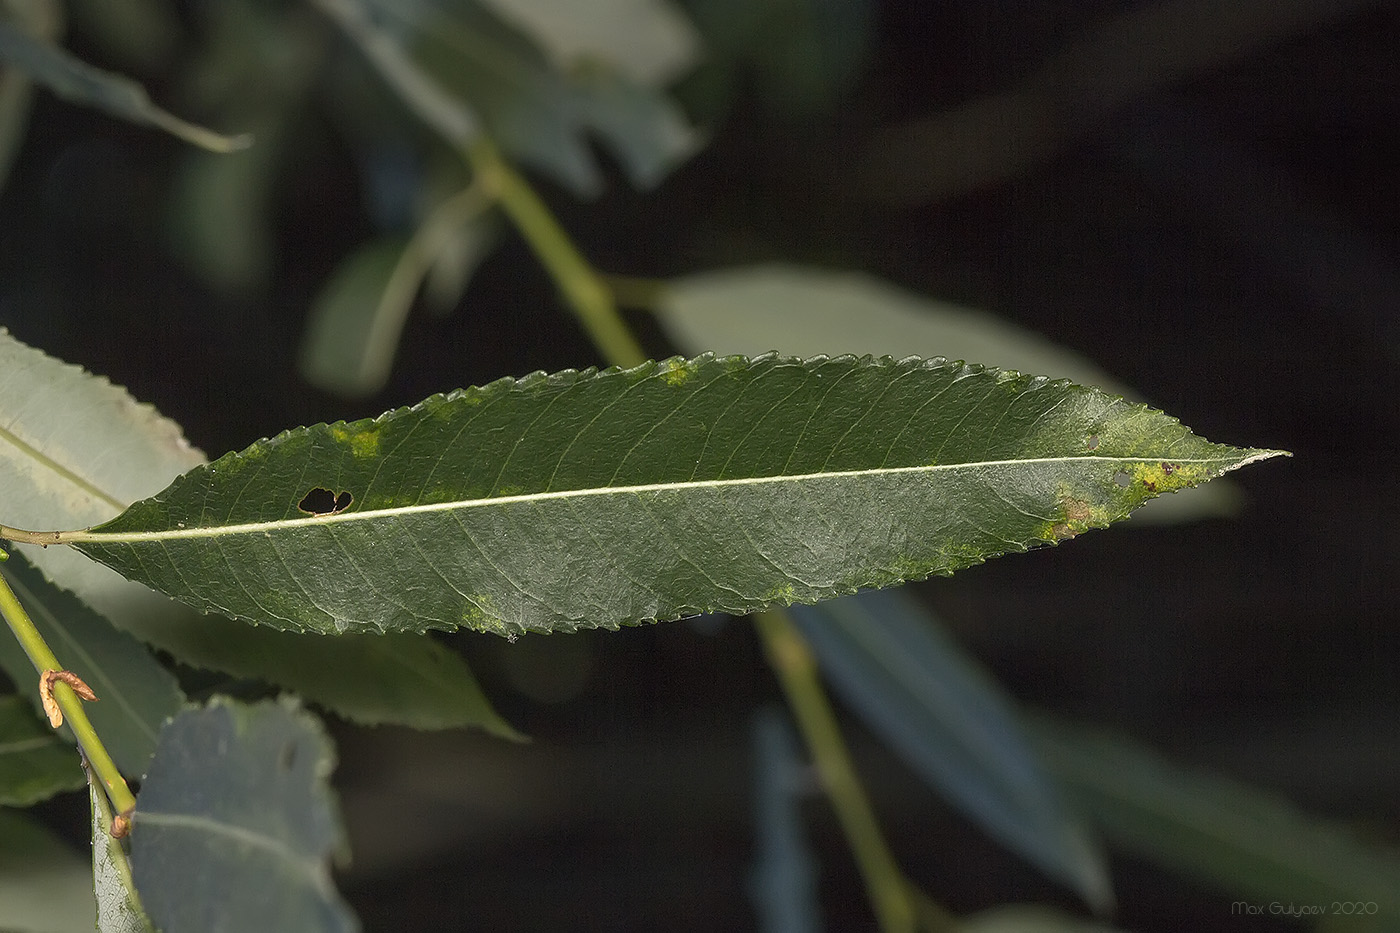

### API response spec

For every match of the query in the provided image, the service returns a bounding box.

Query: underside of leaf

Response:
[62,355,1284,636]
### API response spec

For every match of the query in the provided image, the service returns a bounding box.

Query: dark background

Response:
[2,1,1396,930]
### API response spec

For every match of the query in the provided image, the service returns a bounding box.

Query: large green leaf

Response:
[0,552,183,779]
[0,329,517,733]
[51,355,1282,636]
[655,264,1242,523]
[0,695,84,806]
[0,807,96,932]
[1032,717,1400,920]
[130,698,357,933]
[792,590,1111,910]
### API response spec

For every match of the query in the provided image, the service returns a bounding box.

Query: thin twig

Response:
[0,553,137,822]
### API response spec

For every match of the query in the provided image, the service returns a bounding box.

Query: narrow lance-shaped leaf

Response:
[47,355,1283,637]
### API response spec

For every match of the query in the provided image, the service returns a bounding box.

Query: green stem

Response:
[602,273,670,311]
[755,610,917,933]
[465,137,647,368]
[0,552,136,819]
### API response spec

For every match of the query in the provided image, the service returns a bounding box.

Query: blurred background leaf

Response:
[0,806,96,932]
[131,698,358,933]
[354,0,700,196]
[793,591,1112,912]
[0,0,60,194]
[0,695,84,807]
[300,182,494,397]
[1033,716,1400,924]
[748,705,822,933]
[480,0,700,86]
[0,15,247,152]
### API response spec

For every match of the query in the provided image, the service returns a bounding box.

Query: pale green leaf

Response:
[0,696,83,806]
[480,0,700,84]
[656,264,1243,523]
[0,329,519,734]
[1032,717,1400,916]
[130,698,358,933]
[793,590,1111,910]
[59,354,1283,636]
[0,327,206,603]
[0,552,184,779]
[0,808,96,932]
[89,773,154,933]
[0,23,248,152]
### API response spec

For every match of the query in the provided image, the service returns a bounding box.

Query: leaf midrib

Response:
[134,810,331,885]
[68,452,1266,545]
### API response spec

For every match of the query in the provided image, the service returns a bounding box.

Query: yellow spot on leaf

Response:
[658,357,701,386]
[331,424,380,459]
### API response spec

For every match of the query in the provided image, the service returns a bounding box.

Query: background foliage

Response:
[0,0,1396,930]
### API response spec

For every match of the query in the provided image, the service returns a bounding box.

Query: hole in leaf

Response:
[298,487,353,516]
[1087,434,1100,450]
[1113,471,1132,488]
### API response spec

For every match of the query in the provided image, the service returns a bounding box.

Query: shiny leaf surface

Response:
[65,355,1283,636]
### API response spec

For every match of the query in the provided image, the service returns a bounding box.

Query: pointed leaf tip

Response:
[65,355,1282,636]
